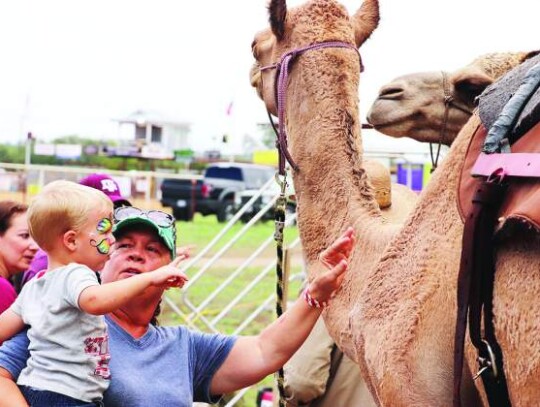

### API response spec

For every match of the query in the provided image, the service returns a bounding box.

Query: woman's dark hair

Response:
[150,300,162,326]
[0,201,28,236]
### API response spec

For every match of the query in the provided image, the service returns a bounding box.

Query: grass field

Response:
[174,213,300,258]
[161,213,303,406]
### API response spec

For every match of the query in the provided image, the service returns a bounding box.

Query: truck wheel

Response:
[173,207,194,222]
[240,213,253,223]
[217,201,235,223]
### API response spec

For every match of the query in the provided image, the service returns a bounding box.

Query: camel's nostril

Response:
[378,85,404,100]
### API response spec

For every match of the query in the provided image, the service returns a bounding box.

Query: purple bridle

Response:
[260,41,362,175]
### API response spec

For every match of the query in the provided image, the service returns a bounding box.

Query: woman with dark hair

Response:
[0,201,38,314]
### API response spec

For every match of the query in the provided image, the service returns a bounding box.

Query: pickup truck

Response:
[160,162,275,222]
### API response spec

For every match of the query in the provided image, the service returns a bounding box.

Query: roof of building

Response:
[114,109,191,128]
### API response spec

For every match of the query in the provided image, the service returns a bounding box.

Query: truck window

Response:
[205,167,242,181]
[244,168,275,188]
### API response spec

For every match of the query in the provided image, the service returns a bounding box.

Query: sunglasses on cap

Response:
[113,207,175,227]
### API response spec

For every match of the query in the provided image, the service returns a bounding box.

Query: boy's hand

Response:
[176,245,195,259]
[148,254,189,288]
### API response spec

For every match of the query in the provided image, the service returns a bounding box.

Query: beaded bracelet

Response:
[303,288,328,308]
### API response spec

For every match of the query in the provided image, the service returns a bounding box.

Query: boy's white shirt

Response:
[10,263,110,402]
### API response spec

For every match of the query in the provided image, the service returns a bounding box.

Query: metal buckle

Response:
[275,172,288,194]
[274,172,288,242]
[274,172,289,213]
[486,167,506,184]
[473,339,499,380]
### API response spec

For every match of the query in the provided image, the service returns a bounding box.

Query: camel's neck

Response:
[285,55,384,262]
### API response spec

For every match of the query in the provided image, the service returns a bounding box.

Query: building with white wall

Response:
[115,110,191,158]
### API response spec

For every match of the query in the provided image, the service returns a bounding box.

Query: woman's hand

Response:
[318,226,355,269]
[307,227,356,305]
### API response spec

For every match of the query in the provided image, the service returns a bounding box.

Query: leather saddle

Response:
[458,120,540,234]
[458,53,540,234]
[453,56,540,407]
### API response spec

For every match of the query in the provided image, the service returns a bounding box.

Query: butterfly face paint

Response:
[90,217,113,255]
[96,218,112,234]
[91,238,111,255]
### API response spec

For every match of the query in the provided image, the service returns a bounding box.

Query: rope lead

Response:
[274,172,288,407]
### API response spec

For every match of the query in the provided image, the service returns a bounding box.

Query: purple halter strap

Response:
[260,41,361,176]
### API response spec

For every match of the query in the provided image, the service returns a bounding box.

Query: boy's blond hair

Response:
[28,180,113,251]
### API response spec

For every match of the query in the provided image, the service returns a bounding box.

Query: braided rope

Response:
[273,175,288,407]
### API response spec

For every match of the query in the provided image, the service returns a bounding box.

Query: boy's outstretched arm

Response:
[79,254,189,315]
[0,368,28,407]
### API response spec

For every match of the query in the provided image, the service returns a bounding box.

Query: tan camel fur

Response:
[250,1,540,405]
[367,51,539,145]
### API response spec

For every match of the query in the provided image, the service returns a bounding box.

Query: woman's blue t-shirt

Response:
[0,316,236,406]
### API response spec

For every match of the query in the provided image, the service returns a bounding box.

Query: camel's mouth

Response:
[367,108,410,129]
[249,63,261,88]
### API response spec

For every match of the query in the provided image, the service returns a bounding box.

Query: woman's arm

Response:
[0,330,31,407]
[283,317,335,403]
[210,227,355,395]
[0,369,27,407]
[0,310,25,344]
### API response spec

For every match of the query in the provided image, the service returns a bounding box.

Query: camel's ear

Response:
[523,50,540,62]
[352,0,380,47]
[269,0,287,41]
[451,67,494,104]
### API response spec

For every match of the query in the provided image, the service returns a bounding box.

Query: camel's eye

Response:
[251,40,259,59]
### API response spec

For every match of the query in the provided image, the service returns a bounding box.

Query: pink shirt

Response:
[0,276,17,314]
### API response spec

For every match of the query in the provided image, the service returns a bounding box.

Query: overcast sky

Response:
[0,0,537,152]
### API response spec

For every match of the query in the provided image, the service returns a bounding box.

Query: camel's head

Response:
[366,50,539,145]
[250,0,379,116]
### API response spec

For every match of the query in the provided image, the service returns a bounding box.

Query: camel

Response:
[250,0,540,405]
[367,51,539,145]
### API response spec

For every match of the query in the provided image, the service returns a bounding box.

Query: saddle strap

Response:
[454,179,511,407]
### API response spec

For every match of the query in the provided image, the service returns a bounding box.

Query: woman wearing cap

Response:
[21,173,132,287]
[0,201,39,316]
[0,206,354,406]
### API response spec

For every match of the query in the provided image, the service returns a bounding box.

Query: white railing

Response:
[162,175,301,407]
[0,162,201,208]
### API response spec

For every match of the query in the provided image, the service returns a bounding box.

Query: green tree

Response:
[258,123,276,149]
[0,143,25,163]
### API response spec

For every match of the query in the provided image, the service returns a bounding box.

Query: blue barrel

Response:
[396,163,424,192]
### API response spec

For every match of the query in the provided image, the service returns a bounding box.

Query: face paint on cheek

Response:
[90,238,112,255]
[96,218,112,234]
[90,217,114,255]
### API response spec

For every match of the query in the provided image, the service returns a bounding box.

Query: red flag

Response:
[225,101,234,116]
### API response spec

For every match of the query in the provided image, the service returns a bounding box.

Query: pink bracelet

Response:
[303,288,328,308]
